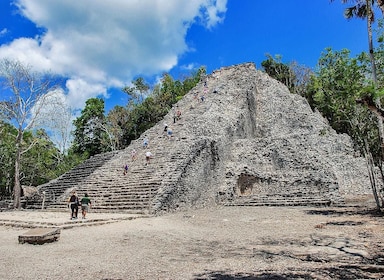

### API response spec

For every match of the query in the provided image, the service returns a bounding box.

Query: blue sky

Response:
[0,0,377,114]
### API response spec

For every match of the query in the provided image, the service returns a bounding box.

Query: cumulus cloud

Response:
[65,78,108,109]
[0,0,227,109]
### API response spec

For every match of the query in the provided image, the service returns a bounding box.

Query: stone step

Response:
[47,204,151,212]
[35,195,154,205]
[223,195,332,207]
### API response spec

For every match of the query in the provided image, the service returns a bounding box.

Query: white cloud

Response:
[66,78,108,109]
[0,0,228,110]
[181,63,199,71]
[0,28,8,37]
[204,0,228,28]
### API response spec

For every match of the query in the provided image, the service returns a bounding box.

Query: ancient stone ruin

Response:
[29,63,373,214]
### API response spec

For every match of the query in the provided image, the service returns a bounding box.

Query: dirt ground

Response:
[0,203,384,280]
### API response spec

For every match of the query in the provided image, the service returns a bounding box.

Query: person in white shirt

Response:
[145,151,153,165]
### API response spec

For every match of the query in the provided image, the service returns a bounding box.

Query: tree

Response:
[307,47,384,209]
[332,0,384,149]
[261,54,313,96]
[160,73,176,105]
[0,121,16,197]
[336,0,378,82]
[289,61,313,97]
[19,129,60,186]
[116,68,204,149]
[72,98,107,157]
[331,0,384,210]
[308,48,365,132]
[261,54,296,93]
[33,90,74,156]
[122,77,150,104]
[0,59,59,209]
[105,106,128,149]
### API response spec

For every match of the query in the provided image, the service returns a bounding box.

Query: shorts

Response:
[81,205,89,211]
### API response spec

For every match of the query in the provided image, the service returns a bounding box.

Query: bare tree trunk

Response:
[365,141,382,210]
[13,130,22,209]
[367,1,378,85]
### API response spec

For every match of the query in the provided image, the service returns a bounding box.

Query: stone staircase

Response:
[26,63,371,214]
[29,79,221,214]
[30,130,197,214]
[25,151,119,207]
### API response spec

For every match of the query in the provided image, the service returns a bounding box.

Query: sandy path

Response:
[0,206,383,279]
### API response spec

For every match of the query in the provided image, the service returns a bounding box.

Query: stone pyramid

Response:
[31,62,372,214]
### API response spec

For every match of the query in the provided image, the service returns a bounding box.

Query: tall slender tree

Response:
[332,0,378,83]
[332,0,384,209]
[332,1,384,155]
[0,59,59,208]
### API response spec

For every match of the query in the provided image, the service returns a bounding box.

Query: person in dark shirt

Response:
[68,191,79,220]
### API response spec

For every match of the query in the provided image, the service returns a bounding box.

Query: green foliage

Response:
[307,48,365,134]
[116,67,205,148]
[72,98,108,157]
[306,47,384,164]
[122,77,150,104]
[261,54,295,93]
[20,129,59,186]
[261,54,313,98]
[0,121,16,197]
[0,121,80,197]
[105,105,127,149]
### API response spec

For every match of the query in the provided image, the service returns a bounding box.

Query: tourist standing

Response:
[80,193,92,219]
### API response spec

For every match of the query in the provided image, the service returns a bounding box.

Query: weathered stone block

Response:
[18,227,61,245]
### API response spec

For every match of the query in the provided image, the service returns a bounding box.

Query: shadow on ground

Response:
[193,271,312,280]
[192,264,384,279]
[305,206,383,218]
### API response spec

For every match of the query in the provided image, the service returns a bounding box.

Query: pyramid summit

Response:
[31,62,373,213]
